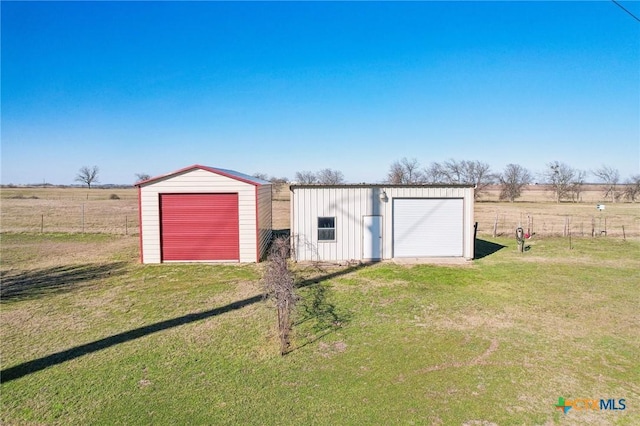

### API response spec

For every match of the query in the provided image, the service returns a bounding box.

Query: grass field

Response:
[2,234,639,423]
[1,186,639,424]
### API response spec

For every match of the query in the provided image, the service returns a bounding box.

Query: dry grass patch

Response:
[0,233,138,271]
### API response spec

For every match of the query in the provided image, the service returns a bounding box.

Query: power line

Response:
[612,0,640,23]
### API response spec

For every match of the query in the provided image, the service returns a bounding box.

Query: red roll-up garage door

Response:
[160,193,239,261]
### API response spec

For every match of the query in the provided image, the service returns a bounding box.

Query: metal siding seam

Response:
[255,185,259,263]
[297,188,301,260]
[138,186,144,263]
[313,188,318,261]
[296,188,302,261]
[158,192,164,262]
[254,186,260,263]
[304,187,309,261]
[290,187,295,260]
[348,188,352,259]
[297,187,302,261]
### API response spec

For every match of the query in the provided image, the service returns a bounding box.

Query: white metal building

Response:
[290,185,474,262]
[137,165,271,263]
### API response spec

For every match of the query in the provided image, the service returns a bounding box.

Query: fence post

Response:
[82,204,85,234]
[125,215,128,236]
[569,231,572,250]
[492,213,498,237]
[41,214,44,233]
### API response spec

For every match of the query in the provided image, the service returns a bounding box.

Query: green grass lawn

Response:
[1,233,639,425]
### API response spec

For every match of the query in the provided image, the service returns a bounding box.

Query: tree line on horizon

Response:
[254,158,640,203]
[68,161,639,203]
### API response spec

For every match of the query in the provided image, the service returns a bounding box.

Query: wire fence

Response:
[475,211,638,240]
[1,200,139,235]
[2,194,638,240]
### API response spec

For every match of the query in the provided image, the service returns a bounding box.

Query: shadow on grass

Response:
[0,293,265,384]
[474,239,507,259]
[0,261,370,383]
[284,262,371,354]
[296,283,344,328]
[0,262,129,302]
[290,280,352,354]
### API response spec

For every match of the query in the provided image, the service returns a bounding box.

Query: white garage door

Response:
[393,198,464,257]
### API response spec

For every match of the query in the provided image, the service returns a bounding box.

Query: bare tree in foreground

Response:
[387,157,425,184]
[263,237,297,355]
[498,164,532,202]
[593,165,620,203]
[75,166,100,189]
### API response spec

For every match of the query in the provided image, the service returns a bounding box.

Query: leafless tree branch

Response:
[75,166,100,189]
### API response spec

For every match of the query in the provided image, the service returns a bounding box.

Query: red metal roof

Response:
[135,164,270,187]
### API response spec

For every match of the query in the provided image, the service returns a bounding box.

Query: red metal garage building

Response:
[136,165,272,263]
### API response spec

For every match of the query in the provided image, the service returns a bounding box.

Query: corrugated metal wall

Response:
[291,186,474,262]
[140,168,269,263]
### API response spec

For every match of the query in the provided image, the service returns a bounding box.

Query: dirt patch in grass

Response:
[318,341,348,358]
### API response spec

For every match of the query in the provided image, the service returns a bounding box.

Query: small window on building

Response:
[318,217,336,241]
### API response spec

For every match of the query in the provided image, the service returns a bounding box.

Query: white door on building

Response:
[393,198,463,257]
[363,215,382,260]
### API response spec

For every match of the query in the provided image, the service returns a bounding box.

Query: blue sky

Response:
[2,1,639,185]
